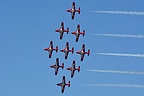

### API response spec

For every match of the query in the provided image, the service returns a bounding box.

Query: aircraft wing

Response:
[81,54,84,61]
[55,67,58,75]
[72,61,76,69]
[62,76,66,84]
[61,76,66,93]
[82,44,85,52]
[61,85,65,93]
[65,52,69,59]
[77,24,80,32]
[71,12,75,20]
[56,58,59,66]
[50,41,53,49]
[76,34,80,42]
[61,22,64,30]
[60,32,64,39]
[72,2,75,10]
[71,61,76,77]
[71,70,75,78]
[66,42,69,50]
[49,51,52,58]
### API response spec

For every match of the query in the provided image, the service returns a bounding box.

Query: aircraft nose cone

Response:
[66,9,69,12]
[57,83,60,86]
[55,29,59,32]
[50,65,54,68]
[44,48,48,51]
[66,68,71,70]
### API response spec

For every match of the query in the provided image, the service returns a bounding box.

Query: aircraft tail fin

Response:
[83,30,85,36]
[68,81,70,87]
[67,27,69,34]
[78,66,80,72]
[72,47,74,54]
[78,7,80,14]
[88,49,90,56]
[56,46,58,52]
[62,63,64,69]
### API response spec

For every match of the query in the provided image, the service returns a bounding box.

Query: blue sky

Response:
[0,0,144,96]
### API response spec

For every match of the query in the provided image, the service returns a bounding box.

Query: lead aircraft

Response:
[76,44,90,61]
[55,22,69,39]
[67,60,80,78]
[50,58,64,75]
[67,2,80,20]
[60,42,74,59]
[44,41,58,58]
[57,76,70,93]
[71,24,85,42]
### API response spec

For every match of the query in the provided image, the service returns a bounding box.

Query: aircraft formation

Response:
[44,2,90,93]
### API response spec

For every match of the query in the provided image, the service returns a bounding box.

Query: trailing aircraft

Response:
[57,76,70,93]
[50,58,64,75]
[67,60,80,78]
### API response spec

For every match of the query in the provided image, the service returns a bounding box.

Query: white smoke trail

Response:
[86,84,144,88]
[94,34,144,39]
[91,10,144,15]
[96,53,144,58]
[87,69,144,75]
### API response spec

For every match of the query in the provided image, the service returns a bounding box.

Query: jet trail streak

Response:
[87,69,144,75]
[86,84,144,88]
[91,11,144,15]
[94,34,144,39]
[96,53,144,58]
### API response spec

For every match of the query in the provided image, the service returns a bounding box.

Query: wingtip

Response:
[55,72,57,75]
[73,60,75,64]
[68,81,71,87]
[49,54,51,58]
[81,58,83,61]
[62,63,64,69]
[78,66,80,72]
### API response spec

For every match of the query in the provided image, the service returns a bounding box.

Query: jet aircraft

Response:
[60,42,74,59]
[71,24,85,42]
[50,58,64,75]
[44,41,58,58]
[67,60,80,78]
[57,76,70,93]
[66,2,80,20]
[76,44,90,61]
[55,22,69,39]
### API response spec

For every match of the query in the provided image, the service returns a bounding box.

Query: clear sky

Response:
[0,0,144,96]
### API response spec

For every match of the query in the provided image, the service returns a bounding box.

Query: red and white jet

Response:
[67,60,80,78]
[57,76,70,93]
[60,42,74,59]
[67,2,80,20]
[44,41,58,58]
[71,24,85,42]
[50,58,64,75]
[55,22,69,39]
[76,44,90,61]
